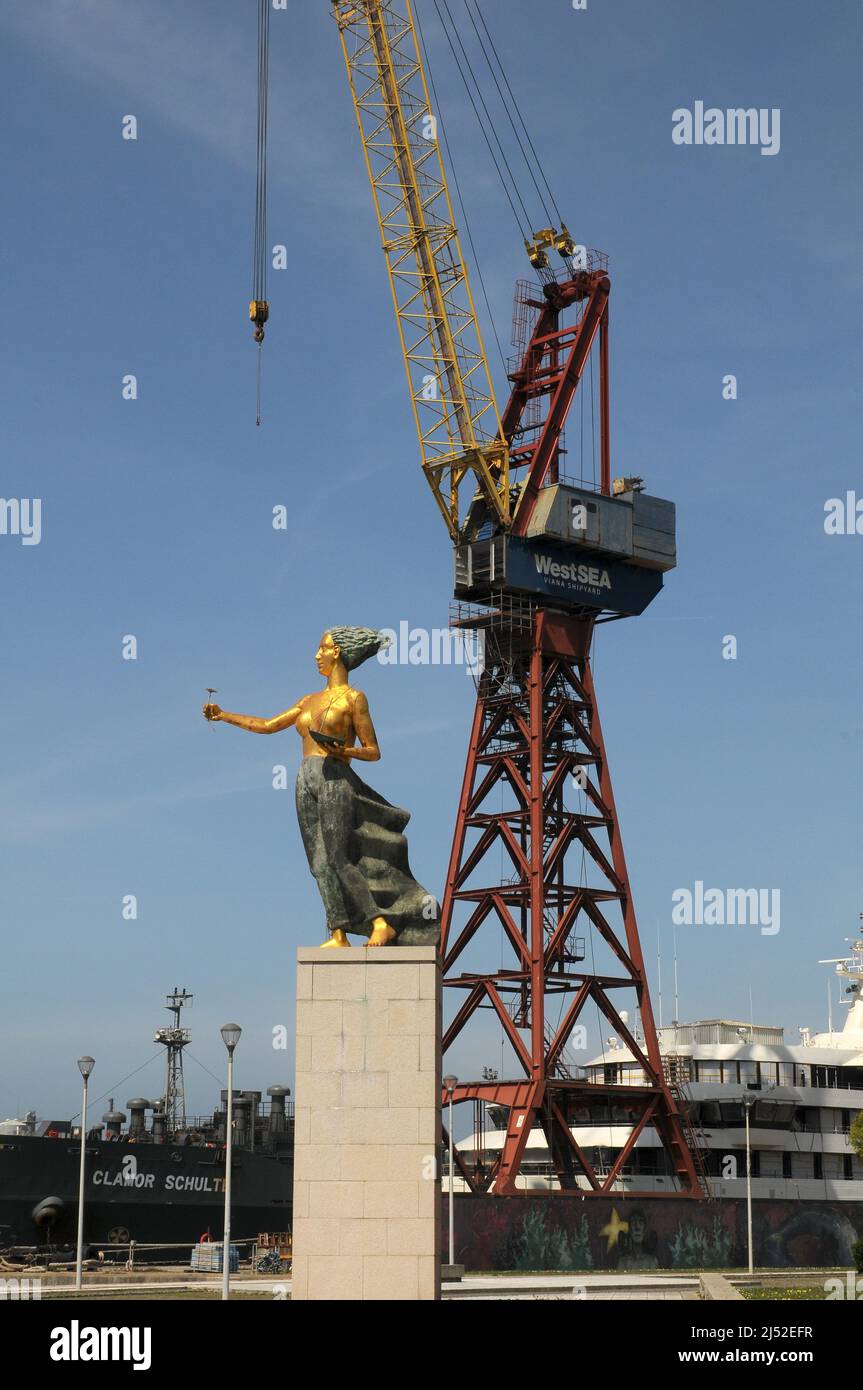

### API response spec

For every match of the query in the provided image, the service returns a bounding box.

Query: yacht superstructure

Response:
[455,929,863,1198]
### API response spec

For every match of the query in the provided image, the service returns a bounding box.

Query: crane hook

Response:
[249,298,269,344]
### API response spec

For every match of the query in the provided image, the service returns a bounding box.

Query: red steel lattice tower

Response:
[440,266,703,1198]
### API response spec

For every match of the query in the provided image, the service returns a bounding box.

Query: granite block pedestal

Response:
[291,946,442,1301]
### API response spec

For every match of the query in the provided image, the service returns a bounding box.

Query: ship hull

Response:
[0,1134,292,1252]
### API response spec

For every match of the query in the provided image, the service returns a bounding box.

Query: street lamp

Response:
[743,1092,755,1275]
[75,1056,95,1290]
[220,1023,242,1301]
[742,1085,775,1275]
[443,1074,458,1268]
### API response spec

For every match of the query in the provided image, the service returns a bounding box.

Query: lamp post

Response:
[443,1074,458,1268]
[743,1093,755,1274]
[220,1023,241,1301]
[75,1056,95,1290]
[742,1086,777,1275]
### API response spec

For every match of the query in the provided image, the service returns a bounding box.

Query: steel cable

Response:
[463,0,558,232]
[253,0,269,307]
[253,0,270,425]
[470,0,567,230]
[415,0,508,376]
[433,0,530,242]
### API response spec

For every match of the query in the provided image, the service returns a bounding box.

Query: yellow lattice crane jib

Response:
[333,0,510,541]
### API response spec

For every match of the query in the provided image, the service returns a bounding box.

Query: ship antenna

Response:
[827,978,834,1037]
[818,914,863,1038]
[154,988,193,1134]
[656,921,663,1030]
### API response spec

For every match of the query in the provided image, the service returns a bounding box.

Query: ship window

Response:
[639,1150,671,1175]
[719,1101,744,1124]
[698,1061,722,1084]
[811,1066,836,1089]
[758,1100,794,1125]
[794,1108,819,1133]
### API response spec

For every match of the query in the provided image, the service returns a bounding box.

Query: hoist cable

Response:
[433,0,530,242]
[251,0,270,425]
[590,342,596,487]
[470,0,567,230]
[437,0,533,235]
[253,0,270,306]
[462,0,558,232]
[415,0,508,377]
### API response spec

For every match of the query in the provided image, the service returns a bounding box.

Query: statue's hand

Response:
[203,702,222,722]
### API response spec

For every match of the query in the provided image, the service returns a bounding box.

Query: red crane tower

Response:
[330,0,702,1197]
[439,261,702,1196]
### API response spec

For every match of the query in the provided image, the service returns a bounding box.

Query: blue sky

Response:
[1,0,861,1122]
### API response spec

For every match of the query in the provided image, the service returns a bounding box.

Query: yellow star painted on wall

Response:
[600,1207,629,1251]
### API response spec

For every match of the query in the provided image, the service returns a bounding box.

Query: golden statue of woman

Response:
[203,627,439,949]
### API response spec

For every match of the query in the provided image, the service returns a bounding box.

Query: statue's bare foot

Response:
[365,918,397,948]
[321,929,350,949]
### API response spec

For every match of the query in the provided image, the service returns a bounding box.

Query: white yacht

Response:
[457,929,863,1199]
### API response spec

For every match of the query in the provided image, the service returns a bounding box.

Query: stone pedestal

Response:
[291,947,441,1301]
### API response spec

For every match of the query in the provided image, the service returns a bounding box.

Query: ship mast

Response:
[154,988,192,1132]
[818,921,863,1037]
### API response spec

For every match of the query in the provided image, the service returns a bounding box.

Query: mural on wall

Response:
[508,1208,594,1271]
[760,1208,860,1268]
[449,1197,863,1272]
[666,1215,735,1270]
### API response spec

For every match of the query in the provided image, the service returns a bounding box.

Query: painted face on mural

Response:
[629,1213,647,1244]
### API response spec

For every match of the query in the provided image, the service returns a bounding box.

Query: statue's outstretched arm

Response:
[203,699,305,734]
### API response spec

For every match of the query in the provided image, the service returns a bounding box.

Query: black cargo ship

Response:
[0,991,293,1256]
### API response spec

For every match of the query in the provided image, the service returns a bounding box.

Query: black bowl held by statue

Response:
[309,730,347,750]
